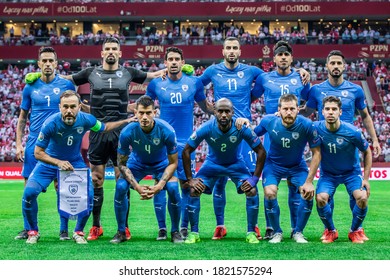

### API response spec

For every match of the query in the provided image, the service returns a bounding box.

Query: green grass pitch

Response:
[0,179,389,260]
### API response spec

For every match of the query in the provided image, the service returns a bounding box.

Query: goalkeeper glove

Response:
[182,64,194,76]
[25,72,42,84]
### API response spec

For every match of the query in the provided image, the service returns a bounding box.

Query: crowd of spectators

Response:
[1,59,389,162]
[1,22,389,48]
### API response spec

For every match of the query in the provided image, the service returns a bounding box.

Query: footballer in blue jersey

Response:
[111,96,183,244]
[254,94,321,243]
[146,47,213,240]
[21,90,131,244]
[197,37,265,239]
[314,96,372,244]
[251,41,311,239]
[182,98,266,244]
[304,50,379,240]
[15,47,75,241]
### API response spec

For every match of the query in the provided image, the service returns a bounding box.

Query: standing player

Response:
[182,98,266,244]
[15,46,75,240]
[68,37,166,240]
[197,37,264,239]
[254,94,321,243]
[304,50,379,240]
[22,90,132,244]
[251,41,311,239]
[145,47,214,240]
[315,96,372,243]
[110,96,183,244]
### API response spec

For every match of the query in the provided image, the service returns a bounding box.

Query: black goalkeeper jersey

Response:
[72,65,147,123]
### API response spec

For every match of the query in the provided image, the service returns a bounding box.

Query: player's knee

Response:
[263,186,277,200]
[92,174,104,188]
[316,193,329,207]
[115,178,129,195]
[23,182,41,201]
[245,187,257,197]
[355,193,368,208]
[189,188,202,197]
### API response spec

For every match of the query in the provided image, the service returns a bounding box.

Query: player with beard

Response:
[22,90,133,244]
[182,98,266,244]
[251,41,311,240]
[304,50,380,241]
[254,94,321,243]
[67,37,166,241]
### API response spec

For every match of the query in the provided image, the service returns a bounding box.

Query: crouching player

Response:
[22,90,131,244]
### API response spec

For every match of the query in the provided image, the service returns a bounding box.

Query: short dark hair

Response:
[103,37,120,48]
[273,40,293,55]
[165,47,184,60]
[38,46,57,60]
[223,37,240,47]
[322,95,342,109]
[278,94,298,107]
[136,95,155,109]
[326,50,345,63]
[60,90,81,104]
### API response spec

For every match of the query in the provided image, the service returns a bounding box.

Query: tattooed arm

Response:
[117,153,144,196]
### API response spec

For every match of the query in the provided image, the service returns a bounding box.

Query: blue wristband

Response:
[246,175,259,187]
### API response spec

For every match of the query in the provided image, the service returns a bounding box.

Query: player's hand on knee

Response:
[300,183,314,200]
[188,178,206,194]
[241,175,259,193]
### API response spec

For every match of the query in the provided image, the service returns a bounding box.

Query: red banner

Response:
[0,2,388,18]
[1,45,388,62]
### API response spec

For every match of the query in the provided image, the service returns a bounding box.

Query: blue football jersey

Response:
[36,111,104,165]
[187,118,261,165]
[255,115,320,167]
[306,80,366,123]
[314,120,369,176]
[118,118,178,165]
[251,70,310,114]
[21,75,75,137]
[146,75,206,143]
[199,62,263,119]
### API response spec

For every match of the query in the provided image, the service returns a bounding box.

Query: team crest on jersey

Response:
[292,132,299,140]
[341,90,348,97]
[116,71,123,78]
[53,88,60,95]
[38,132,44,141]
[153,138,160,145]
[336,137,344,144]
[190,132,197,140]
[69,184,78,195]
[182,85,189,92]
[237,71,244,79]
[76,127,84,134]
[229,136,237,143]
[290,79,297,85]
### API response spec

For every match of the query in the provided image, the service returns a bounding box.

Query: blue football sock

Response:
[351,204,367,231]
[264,198,282,233]
[213,176,228,226]
[153,189,167,230]
[294,198,313,233]
[288,184,300,230]
[22,182,41,231]
[263,198,272,229]
[187,196,201,233]
[114,179,129,232]
[246,193,259,232]
[316,203,335,231]
[166,181,181,233]
[180,186,190,229]
[59,215,68,232]
[74,213,91,233]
